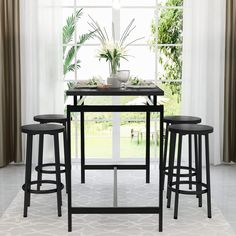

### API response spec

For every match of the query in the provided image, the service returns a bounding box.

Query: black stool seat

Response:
[34,114,67,123]
[21,124,64,135]
[169,124,213,135]
[163,116,201,124]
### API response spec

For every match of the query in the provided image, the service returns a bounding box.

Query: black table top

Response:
[66,87,164,96]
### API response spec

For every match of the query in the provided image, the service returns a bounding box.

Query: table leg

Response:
[113,167,118,207]
[146,111,150,183]
[81,111,85,184]
[67,108,72,232]
[159,106,164,232]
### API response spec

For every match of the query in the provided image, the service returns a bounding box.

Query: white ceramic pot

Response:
[107,75,121,88]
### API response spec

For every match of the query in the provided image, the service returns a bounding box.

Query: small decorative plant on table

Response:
[89,16,143,87]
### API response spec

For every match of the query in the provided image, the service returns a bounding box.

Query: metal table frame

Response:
[66,88,164,232]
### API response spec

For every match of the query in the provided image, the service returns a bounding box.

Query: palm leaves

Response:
[63,9,95,77]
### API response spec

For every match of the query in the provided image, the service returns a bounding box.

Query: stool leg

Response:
[198,135,202,207]
[194,134,199,199]
[63,122,68,194]
[27,135,33,207]
[205,134,212,218]
[174,134,182,219]
[163,123,169,190]
[188,134,192,189]
[167,132,176,208]
[54,134,62,217]
[37,134,44,191]
[23,134,33,217]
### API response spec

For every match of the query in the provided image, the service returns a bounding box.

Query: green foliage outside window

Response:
[150,0,183,102]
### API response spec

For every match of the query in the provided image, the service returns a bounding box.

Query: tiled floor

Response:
[0,163,236,233]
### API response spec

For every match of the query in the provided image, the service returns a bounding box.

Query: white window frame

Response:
[62,0,183,163]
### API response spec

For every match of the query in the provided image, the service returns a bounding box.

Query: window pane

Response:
[158,0,183,6]
[76,0,112,6]
[120,119,158,159]
[76,8,112,45]
[120,8,155,44]
[121,0,155,7]
[76,46,109,80]
[121,46,155,80]
[84,120,112,159]
[158,8,183,44]
[61,0,74,6]
[158,82,182,115]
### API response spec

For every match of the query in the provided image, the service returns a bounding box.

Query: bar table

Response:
[65,86,164,232]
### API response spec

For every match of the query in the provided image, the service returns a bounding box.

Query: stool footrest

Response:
[168,181,208,195]
[35,163,66,174]
[164,166,197,177]
[22,180,64,194]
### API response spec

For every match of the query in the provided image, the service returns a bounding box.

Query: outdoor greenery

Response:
[150,0,183,102]
[63,9,94,77]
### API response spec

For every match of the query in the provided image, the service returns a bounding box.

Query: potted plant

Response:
[89,16,143,87]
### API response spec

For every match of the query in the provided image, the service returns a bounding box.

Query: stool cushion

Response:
[163,115,201,124]
[34,114,67,124]
[169,124,213,135]
[21,124,65,135]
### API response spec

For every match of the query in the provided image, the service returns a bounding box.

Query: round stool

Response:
[33,114,68,193]
[21,123,65,217]
[166,124,213,219]
[163,116,201,191]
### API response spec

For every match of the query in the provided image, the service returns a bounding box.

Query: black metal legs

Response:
[37,134,44,191]
[54,134,62,217]
[146,111,150,183]
[167,133,212,219]
[194,134,199,200]
[164,130,194,192]
[36,124,67,193]
[67,108,72,232]
[67,101,164,233]
[81,111,85,184]
[159,106,164,232]
[198,135,203,207]
[162,123,169,190]
[63,122,69,193]
[174,135,182,219]
[167,132,176,208]
[23,133,64,218]
[205,134,212,218]
[188,135,192,189]
[24,134,33,217]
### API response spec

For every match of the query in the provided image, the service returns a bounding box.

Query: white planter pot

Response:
[107,75,121,88]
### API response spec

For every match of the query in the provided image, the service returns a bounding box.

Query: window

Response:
[62,0,183,161]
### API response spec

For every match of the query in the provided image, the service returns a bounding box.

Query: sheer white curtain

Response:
[182,0,226,165]
[20,0,64,161]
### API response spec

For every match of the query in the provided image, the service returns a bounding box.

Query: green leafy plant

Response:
[149,0,183,102]
[63,9,95,77]
[89,16,143,75]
